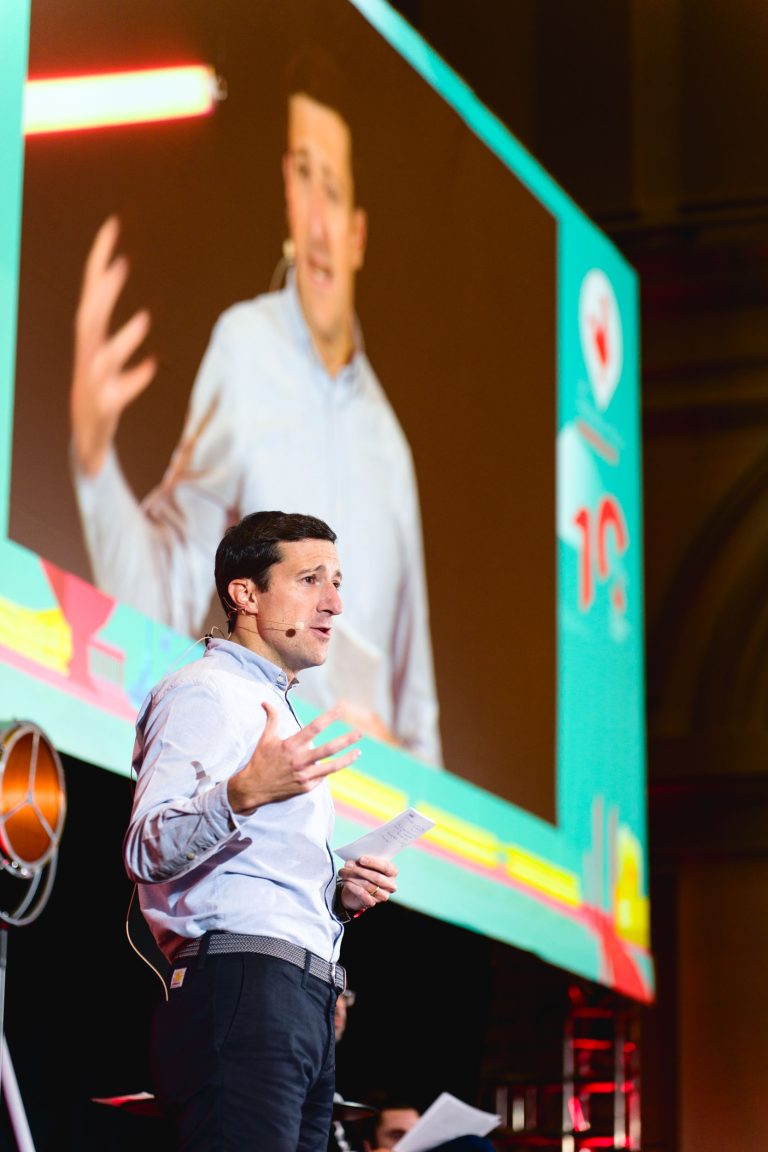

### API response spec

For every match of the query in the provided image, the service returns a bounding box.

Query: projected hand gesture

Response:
[70,215,157,476]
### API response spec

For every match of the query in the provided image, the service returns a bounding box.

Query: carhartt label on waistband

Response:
[170,967,187,989]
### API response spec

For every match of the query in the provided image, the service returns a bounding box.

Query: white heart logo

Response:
[579,269,623,411]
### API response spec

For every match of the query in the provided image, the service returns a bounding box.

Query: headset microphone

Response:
[259,620,306,638]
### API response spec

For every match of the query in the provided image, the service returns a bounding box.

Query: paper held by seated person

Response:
[394,1092,502,1152]
[334,807,435,861]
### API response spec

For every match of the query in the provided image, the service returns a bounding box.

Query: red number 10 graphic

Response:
[573,495,629,612]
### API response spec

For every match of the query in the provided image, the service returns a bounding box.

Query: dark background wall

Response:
[383,3,768,1151]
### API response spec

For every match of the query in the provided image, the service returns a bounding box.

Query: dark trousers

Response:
[150,950,337,1151]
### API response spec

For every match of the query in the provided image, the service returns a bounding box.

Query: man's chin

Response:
[297,283,346,343]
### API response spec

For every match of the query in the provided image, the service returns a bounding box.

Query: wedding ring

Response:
[370,885,380,897]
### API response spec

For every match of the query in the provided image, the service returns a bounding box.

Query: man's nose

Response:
[321,584,342,615]
[307,183,327,241]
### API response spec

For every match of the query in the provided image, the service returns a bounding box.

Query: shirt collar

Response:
[205,635,294,692]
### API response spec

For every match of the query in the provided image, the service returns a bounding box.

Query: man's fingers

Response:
[309,747,361,779]
[288,708,361,763]
[76,253,128,344]
[88,314,156,416]
[359,855,398,879]
[108,309,153,375]
[298,705,345,743]
[305,728,361,765]
[260,700,279,736]
[77,247,131,353]
[81,218,125,317]
[84,215,121,285]
[118,358,158,408]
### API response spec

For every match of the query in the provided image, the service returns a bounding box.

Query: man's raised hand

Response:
[227,702,361,815]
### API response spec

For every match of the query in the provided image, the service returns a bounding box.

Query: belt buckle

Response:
[331,962,346,994]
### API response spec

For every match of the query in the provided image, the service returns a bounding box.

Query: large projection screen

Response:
[0,0,652,1001]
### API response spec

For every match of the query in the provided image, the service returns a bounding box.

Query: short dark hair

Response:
[285,43,363,204]
[358,1091,423,1147]
[286,44,350,127]
[215,510,336,629]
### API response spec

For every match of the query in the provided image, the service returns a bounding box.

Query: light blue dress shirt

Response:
[123,637,344,964]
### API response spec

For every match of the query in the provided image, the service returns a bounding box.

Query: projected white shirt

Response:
[73,274,442,766]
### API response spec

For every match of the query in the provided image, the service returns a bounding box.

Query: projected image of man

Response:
[69,46,442,766]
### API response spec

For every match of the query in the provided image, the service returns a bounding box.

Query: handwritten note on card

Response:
[334,807,435,861]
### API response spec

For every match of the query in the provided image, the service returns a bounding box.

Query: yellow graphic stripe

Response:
[0,597,72,674]
[330,779,649,947]
[329,777,587,913]
[416,804,501,869]
[504,846,582,907]
[329,770,407,822]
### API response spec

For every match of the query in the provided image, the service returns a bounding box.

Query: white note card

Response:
[394,1092,502,1152]
[334,807,435,861]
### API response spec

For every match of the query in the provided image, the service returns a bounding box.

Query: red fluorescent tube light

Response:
[24,65,220,135]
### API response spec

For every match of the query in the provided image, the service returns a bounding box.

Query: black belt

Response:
[173,933,347,993]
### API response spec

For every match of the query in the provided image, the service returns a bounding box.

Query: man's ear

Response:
[228,578,257,615]
[351,206,368,272]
